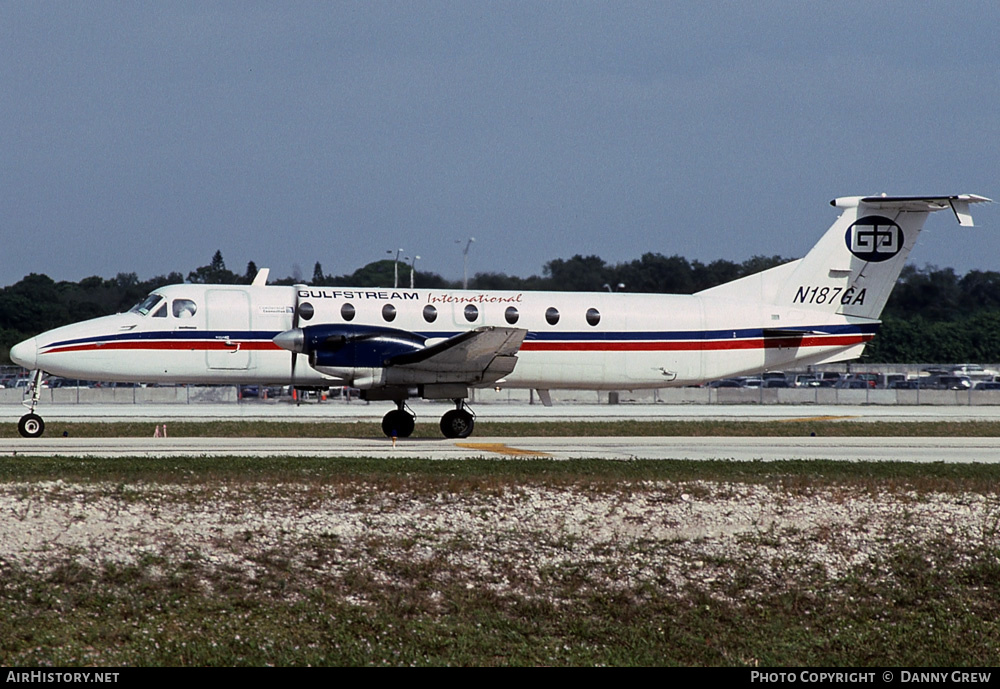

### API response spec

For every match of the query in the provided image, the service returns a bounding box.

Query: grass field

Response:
[2,421,999,666]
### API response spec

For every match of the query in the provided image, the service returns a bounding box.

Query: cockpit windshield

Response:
[129,294,164,316]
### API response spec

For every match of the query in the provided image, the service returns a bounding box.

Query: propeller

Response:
[288,285,306,386]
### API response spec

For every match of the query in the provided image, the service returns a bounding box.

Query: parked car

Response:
[952,364,999,379]
[933,375,972,390]
[836,379,872,389]
[708,378,743,388]
[884,373,906,388]
[793,374,821,388]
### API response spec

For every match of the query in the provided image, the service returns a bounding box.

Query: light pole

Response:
[456,237,475,289]
[406,255,420,289]
[386,248,403,288]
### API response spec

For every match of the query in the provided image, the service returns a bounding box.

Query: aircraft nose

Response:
[9,337,38,369]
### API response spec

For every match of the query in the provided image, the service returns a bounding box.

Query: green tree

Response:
[885,265,962,322]
[188,251,238,284]
[333,260,397,288]
[616,253,696,293]
[542,255,610,291]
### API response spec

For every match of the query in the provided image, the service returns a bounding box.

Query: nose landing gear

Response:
[18,370,46,438]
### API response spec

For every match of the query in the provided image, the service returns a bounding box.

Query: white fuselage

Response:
[13,283,874,389]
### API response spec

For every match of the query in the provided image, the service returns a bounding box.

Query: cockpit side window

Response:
[172,299,198,318]
[130,294,164,316]
[152,303,167,318]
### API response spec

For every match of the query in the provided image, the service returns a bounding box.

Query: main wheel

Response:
[381,409,415,438]
[18,413,45,438]
[440,409,474,439]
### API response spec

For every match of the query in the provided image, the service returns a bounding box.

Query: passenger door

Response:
[205,289,252,370]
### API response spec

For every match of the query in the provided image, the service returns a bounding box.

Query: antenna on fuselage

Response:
[251,268,270,287]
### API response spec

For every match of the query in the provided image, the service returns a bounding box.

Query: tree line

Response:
[2,250,999,365]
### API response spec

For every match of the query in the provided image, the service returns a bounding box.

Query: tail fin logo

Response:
[845,216,903,263]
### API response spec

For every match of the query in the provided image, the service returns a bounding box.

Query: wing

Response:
[385,326,526,385]
[273,323,526,388]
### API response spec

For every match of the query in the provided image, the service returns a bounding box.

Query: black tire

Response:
[381,409,415,438]
[440,409,474,439]
[18,413,45,438]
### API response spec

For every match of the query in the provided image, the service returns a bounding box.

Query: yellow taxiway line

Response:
[455,442,552,457]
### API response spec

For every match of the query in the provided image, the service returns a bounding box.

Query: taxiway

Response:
[5,435,1000,463]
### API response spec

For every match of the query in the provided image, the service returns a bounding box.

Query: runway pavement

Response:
[4,401,1000,462]
[6,400,1000,423]
[5,435,1000,462]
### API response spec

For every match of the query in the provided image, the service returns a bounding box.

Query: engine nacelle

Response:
[273,324,428,388]
[309,365,387,389]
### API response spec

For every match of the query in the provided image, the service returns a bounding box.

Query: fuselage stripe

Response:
[519,334,872,351]
[40,333,873,356]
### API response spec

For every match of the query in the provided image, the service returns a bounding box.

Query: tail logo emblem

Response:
[845,215,903,262]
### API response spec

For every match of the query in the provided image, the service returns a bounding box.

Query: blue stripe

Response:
[45,322,879,350]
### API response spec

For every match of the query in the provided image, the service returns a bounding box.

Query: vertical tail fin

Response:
[699,194,991,320]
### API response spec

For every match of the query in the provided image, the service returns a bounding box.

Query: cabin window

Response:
[341,303,356,321]
[383,304,397,322]
[464,304,478,322]
[423,305,438,323]
[586,308,601,326]
[131,294,163,316]
[297,302,314,321]
[152,303,167,318]
[545,307,560,326]
[505,306,519,324]
[172,299,197,318]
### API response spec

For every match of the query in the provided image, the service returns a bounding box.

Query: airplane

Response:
[8,193,991,439]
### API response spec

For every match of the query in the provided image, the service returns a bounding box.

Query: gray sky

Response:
[2,1,998,288]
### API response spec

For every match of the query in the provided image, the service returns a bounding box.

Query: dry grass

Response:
[1,458,1000,665]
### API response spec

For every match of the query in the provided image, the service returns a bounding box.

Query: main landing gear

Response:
[440,400,475,439]
[381,401,416,439]
[379,399,476,440]
[18,370,45,438]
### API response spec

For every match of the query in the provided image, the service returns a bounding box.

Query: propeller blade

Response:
[290,285,305,385]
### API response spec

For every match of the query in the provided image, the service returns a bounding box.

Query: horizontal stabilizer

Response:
[833,194,992,227]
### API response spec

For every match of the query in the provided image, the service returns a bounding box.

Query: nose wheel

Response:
[440,401,475,439]
[18,413,45,438]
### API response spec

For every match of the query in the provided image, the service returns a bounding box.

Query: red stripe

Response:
[43,341,284,355]
[519,335,871,352]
